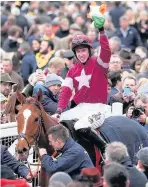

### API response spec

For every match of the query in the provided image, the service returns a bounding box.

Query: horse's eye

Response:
[34,118,39,122]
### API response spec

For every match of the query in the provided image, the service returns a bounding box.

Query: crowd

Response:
[0,1,148,187]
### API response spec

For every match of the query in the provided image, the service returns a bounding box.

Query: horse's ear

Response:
[16,91,26,104]
[36,88,42,102]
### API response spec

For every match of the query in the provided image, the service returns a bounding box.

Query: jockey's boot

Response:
[77,127,107,153]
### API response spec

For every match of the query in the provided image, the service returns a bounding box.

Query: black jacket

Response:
[0,145,29,178]
[21,51,37,85]
[41,87,58,115]
[120,156,147,187]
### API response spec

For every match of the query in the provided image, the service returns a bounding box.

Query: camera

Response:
[132,106,145,118]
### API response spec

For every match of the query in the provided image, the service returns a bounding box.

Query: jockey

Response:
[54,14,111,115]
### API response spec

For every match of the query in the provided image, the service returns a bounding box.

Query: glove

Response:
[92,16,105,29]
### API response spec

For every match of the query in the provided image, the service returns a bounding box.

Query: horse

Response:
[11,90,57,187]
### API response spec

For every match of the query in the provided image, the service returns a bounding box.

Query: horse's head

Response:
[16,89,44,159]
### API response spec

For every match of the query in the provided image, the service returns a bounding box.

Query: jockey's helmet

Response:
[72,34,93,52]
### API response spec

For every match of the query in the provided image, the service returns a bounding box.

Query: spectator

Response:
[125,95,148,129]
[39,124,94,178]
[108,70,122,105]
[137,11,148,48]
[41,73,62,115]
[109,2,125,29]
[2,25,23,52]
[122,76,137,113]
[136,59,148,81]
[11,5,29,33]
[47,57,65,76]
[137,147,148,179]
[109,36,121,54]
[2,58,24,91]
[69,23,81,35]
[74,14,87,34]
[140,94,148,123]
[87,27,99,48]
[1,14,16,46]
[0,62,4,74]
[130,54,143,76]
[109,54,122,71]
[60,50,75,79]
[55,17,70,38]
[31,38,40,55]
[135,46,147,60]
[49,172,73,186]
[1,145,35,181]
[118,48,137,70]
[0,73,16,97]
[36,40,55,70]
[104,16,115,39]
[81,167,103,187]
[26,24,40,45]
[103,162,130,187]
[18,41,37,85]
[105,142,148,187]
[0,93,9,124]
[114,15,143,52]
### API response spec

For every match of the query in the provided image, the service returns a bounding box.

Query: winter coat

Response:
[114,26,143,52]
[0,145,29,178]
[21,51,37,85]
[41,137,94,178]
[41,87,59,115]
[120,156,148,187]
[99,116,148,164]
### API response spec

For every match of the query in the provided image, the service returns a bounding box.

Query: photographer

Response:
[126,95,148,129]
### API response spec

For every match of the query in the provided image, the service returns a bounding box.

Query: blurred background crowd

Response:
[0,2,148,186]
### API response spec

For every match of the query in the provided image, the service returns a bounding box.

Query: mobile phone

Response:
[36,69,43,75]
[123,87,131,97]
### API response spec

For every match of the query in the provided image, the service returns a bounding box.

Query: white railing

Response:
[0,122,40,187]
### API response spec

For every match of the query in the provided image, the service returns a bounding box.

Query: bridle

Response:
[16,102,46,180]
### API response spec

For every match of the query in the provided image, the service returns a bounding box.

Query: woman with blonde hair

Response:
[136,59,148,81]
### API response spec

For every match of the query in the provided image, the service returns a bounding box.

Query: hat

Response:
[45,73,62,88]
[81,167,103,186]
[137,147,148,166]
[60,50,74,59]
[49,172,73,186]
[0,93,8,102]
[0,73,16,84]
[119,48,137,63]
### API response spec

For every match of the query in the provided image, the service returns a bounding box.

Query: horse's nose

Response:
[17,147,28,154]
